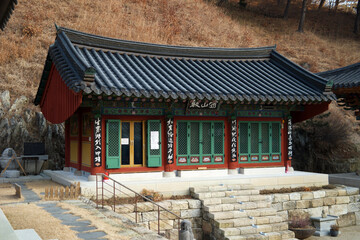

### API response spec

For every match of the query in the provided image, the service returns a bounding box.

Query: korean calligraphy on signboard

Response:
[187,99,218,110]
[167,118,174,164]
[287,117,292,161]
[231,119,237,162]
[94,116,102,167]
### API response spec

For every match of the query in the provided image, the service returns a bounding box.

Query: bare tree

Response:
[284,0,292,18]
[355,0,360,34]
[318,0,326,11]
[298,0,308,32]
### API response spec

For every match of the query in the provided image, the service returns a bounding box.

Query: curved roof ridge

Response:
[57,26,276,59]
[318,61,360,78]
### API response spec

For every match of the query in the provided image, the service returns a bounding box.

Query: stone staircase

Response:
[190,184,297,240]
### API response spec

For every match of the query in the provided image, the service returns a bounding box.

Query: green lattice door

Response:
[177,121,224,165]
[106,120,121,169]
[147,120,162,167]
[238,121,281,163]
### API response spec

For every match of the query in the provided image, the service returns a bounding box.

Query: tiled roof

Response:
[0,0,17,31]
[318,62,360,89]
[35,27,335,105]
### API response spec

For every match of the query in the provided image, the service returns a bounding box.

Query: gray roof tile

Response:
[318,62,360,89]
[35,27,335,105]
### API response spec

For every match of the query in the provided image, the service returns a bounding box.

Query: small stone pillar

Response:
[311,215,339,236]
[179,220,194,240]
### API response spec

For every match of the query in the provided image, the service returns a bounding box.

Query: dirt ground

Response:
[0,183,23,204]
[308,225,360,240]
[1,203,80,240]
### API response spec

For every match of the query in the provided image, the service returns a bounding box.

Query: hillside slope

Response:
[0,0,359,100]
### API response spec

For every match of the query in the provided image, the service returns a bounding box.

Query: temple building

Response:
[318,62,360,119]
[35,26,335,179]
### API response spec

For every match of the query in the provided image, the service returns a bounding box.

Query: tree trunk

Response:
[334,0,340,14]
[318,0,325,11]
[298,0,308,32]
[355,0,360,34]
[217,0,227,6]
[284,0,292,19]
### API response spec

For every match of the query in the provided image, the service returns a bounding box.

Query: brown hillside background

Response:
[0,0,359,100]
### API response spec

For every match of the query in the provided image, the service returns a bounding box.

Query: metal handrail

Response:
[95,173,182,235]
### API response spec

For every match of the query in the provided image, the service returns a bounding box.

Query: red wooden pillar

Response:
[65,119,70,167]
[281,118,290,168]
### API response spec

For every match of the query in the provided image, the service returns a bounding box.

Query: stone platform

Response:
[43,169,329,197]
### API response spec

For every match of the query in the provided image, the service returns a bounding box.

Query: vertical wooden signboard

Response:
[287,117,293,161]
[94,116,102,167]
[167,118,174,164]
[231,119,237,162]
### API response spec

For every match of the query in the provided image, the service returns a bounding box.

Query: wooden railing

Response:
[95,173,182,235]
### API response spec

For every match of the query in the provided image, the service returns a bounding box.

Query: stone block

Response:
[255,216,269,225]
[296,200,310,209]
[308,207,326,217]
[329,204,348,216]
[355,211,360,225]
[137,202,154,212]
[246,209,261,217]
[346,187,359,195]
[337,212,356,227]
[267,232,282,240]
[338,189,347,196]
[171,200,189,210]
[141,211,157,221]
[336,196,350,204]
[117,204,134,213]
[223,204,236,211]
[268,216,283,223]
[323,197,336,206]
[165,229,178,240]
[271,222,288,231]
[180,209,201,218]
[202,220,212,234]
[239,226,257,235]
[216,219,233,228]
[160,210,181,220]
[271,203,283,211]
[249,195,267,201]
[313,191,326,199]
[187,199,201,209]
[14,183,21,198]
[348,203,360,213]
[224,227,240,236]
[260,208,277,216]
[158,201,172,209]
[233,218,255,227]
[310,199,324,208]
[202,198,221,205]
[289,192,301,201]
[283,201,296,210]
[273,194,289,202]
[193,227,203,240]
[277,210,288,221]
[211,191,225,198]
[301,192,314,200]
[325,190,339,197]
[236,196,250,202]
[149,219,174,230]
[257,224,272,232]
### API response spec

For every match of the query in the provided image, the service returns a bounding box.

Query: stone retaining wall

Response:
[266,186,360,227]
[116,199,203,240]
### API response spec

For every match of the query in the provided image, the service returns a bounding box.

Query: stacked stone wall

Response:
[266,187,360,227]
[116,199,203,240]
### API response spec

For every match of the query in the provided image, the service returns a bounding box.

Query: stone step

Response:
[215,215,284,228]
[222,222,289,236]
[202,195,271,205]
[224,230,295,240]
[208,208,278,220]
[193,189,263,200]
[190,184,254,194]
[204,201,271,212]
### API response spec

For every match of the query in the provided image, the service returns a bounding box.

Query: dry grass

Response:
[1,203,80,240]
[58,202,136,240]
[0,0,359,101]
[0,183,23,204]
[25,180,64,199]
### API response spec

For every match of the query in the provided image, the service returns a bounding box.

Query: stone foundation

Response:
[115,199,203,240]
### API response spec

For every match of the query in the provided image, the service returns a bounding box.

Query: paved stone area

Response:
[329,173,360,188]
[37,202,108,240]
[16,182,41,202]
[308,225,360,240]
